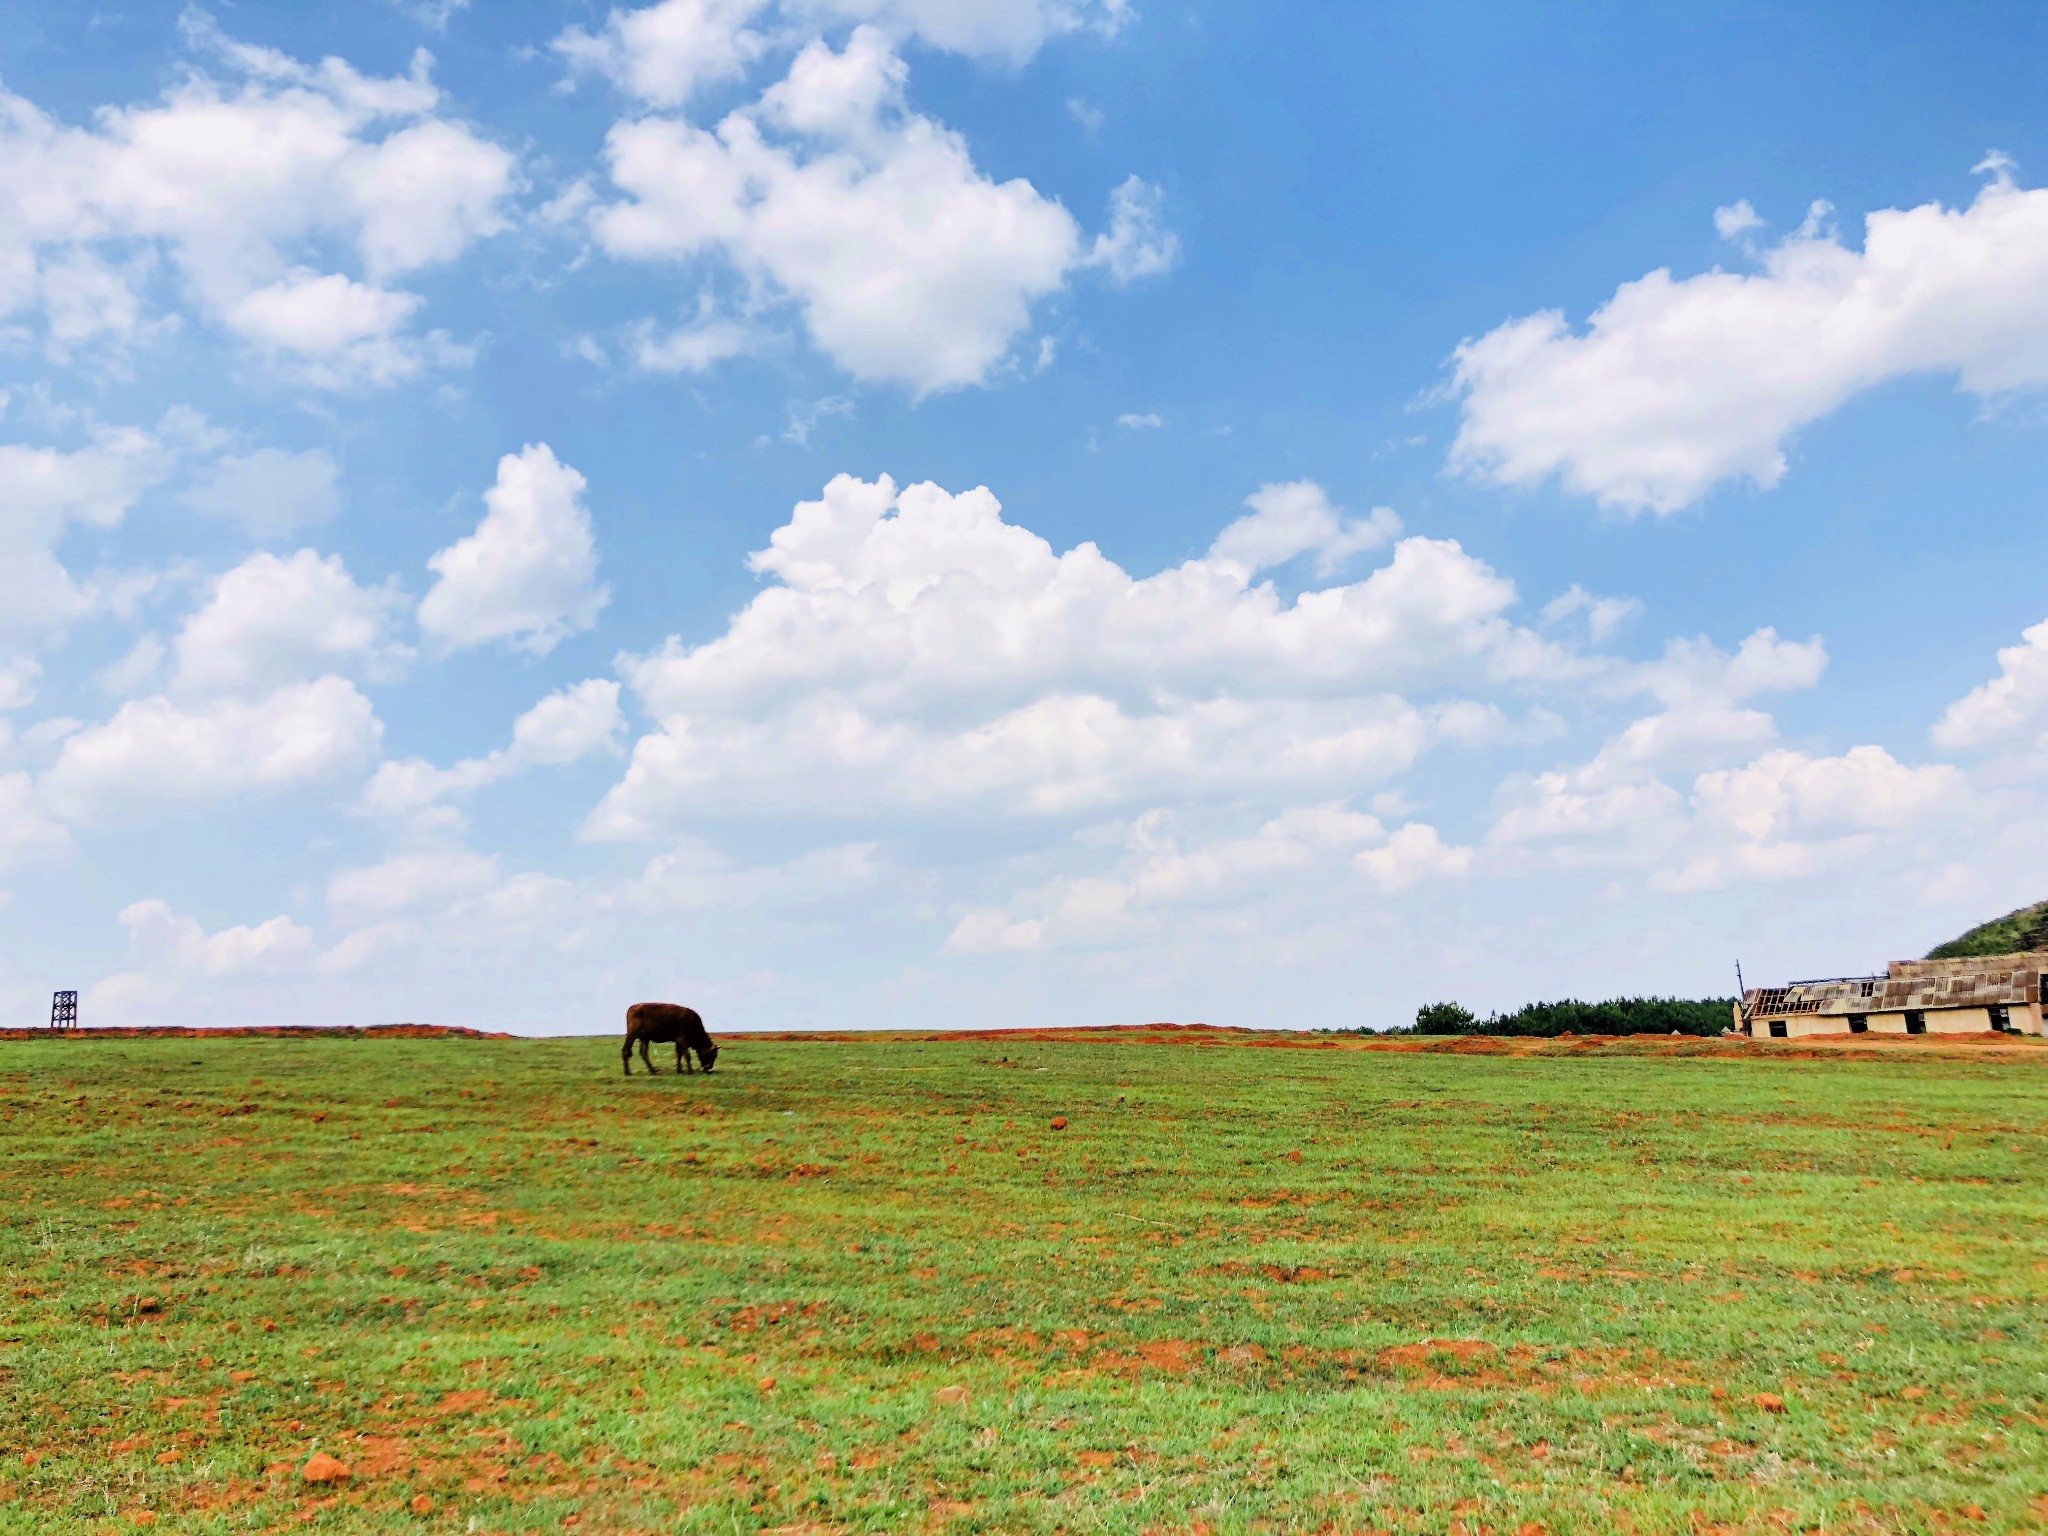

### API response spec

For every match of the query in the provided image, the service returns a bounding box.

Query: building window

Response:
[1861,981,1876,998]
[1769,1020,1788,1038]
[1848,1014,1868,1034]
[1905,1010,1927,1035]
[1989,1004,2011,1033]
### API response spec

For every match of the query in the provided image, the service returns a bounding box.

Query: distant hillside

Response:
[1927,900,2048,960]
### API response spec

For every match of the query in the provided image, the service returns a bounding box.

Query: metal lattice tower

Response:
[50,990,77,1032]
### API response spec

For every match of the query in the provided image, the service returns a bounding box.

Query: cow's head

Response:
[698,1041,720,1073]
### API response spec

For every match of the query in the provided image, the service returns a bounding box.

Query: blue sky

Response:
[2,1,2046,1033]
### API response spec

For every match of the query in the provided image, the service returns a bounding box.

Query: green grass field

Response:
[4,1033,2045,1534]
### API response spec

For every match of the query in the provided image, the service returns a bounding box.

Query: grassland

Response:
[3,1032,2045,1534]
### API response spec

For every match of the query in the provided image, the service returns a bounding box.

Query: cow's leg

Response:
[622,1035,634,1076]
[639,1036,657,1074]
[676,1040,690,1074]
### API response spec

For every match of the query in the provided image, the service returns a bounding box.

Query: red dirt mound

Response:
[0,1023,512,1042]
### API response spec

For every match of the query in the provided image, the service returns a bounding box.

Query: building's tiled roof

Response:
[1744,951,2048,1019]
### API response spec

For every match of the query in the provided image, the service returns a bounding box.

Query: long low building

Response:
[1740,952,2048,1038]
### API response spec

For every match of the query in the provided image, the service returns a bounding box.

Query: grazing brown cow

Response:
[623,1002,719,1076]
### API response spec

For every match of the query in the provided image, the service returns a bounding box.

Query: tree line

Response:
[1394,996,1738,1037]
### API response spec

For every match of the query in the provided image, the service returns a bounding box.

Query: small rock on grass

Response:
[932,1384,969,1407]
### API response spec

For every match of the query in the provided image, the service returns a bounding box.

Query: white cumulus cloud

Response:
[1489,620,1963,895]
[0,26,515,382]
[944,802,1462,953]
[1661,747,1965,891]
[1208,481,1403,579]
[588,472,1575,837]
[1490,627,1835,866]
[1713,198,1763,242]
[1691,746,1963,843]
[1933,617,2048,752]
[580,20,1169,394]
[418,445,609,656]
[591,27,1081,394]
[42,676,382,824]
[112,897,315,978]
[1354,821,1474,890]
[557,0,1127,103]
[556,0,772,106]
[0,426,171,634]
[1087,174,1179,284]
[361,678,626,816]
[172,549,408,697]
[1449,161,2048,512]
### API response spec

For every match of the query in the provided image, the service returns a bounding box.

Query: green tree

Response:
[1415,1001,1478,1033]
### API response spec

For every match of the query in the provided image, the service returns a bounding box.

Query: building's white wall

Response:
[1926,1006,1992,1034]
[1778,1014,1832,1038]
[1758,1008,2005,1037]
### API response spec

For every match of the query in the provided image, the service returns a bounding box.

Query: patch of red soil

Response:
[1377,1339,1496,1371]
[299,1451,350,1484]
[1261,1264,1329,1283]
[1092,1338,1201,1376]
